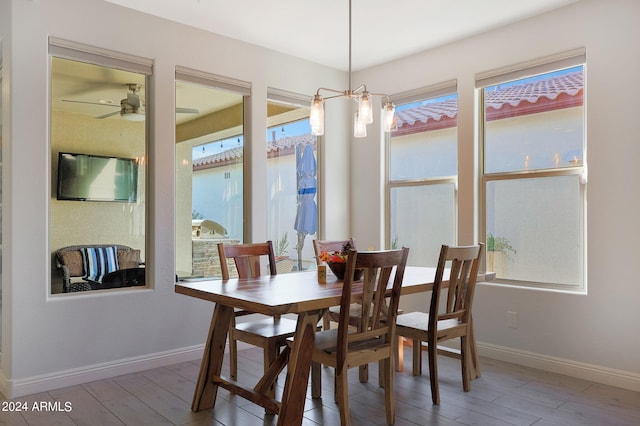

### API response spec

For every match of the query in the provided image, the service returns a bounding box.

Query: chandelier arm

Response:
[315,87,347,97]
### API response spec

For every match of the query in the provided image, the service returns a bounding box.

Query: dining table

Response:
[174,266,488,425]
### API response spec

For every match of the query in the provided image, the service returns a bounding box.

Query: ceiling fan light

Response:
[122,112,145,122]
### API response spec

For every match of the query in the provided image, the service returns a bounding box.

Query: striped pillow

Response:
[81,246,119,283]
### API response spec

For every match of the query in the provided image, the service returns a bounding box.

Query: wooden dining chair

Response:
[308,247,409,426]
[217,241,298,395]
[313,238,357,331]
[314,238,402,383]
[395,244,482,405]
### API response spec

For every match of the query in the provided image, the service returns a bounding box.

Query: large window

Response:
[49,40,150,295]
[175,69,248,280]
[387,84,458,266]
[266,91,315,273]
[479,53,586,291]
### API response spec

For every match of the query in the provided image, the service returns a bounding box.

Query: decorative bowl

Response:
[327,262,363,281]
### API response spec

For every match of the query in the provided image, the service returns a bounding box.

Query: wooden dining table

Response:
[175,265,469,425]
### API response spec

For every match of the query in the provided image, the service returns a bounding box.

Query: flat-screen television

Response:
[57,152,139,202]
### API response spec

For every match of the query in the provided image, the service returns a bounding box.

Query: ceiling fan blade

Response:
[96,111,121,119]
[176,107,200,114]
[61,99,119,108]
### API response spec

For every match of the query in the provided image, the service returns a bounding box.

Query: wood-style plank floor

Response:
[1,346,639,425]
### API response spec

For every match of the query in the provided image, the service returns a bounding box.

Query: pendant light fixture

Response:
[309,0,396,138]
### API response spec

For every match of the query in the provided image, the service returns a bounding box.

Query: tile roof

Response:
[193,71,584,169]
[394,70,583,135]
[193,134,316,169]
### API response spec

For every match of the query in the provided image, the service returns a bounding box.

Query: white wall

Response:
[352,0,640,389]
[0,0,347,397]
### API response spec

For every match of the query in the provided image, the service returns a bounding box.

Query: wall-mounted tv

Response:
[56,152,139,202]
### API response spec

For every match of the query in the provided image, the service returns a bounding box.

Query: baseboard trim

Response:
[4,341,639,399]
[477,342,640,392]
[2,344,205,399]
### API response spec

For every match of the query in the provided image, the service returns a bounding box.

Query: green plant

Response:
[391,235,399,250]
[487,233,517,259]
[192,210,204,220]
[275,232,289,257]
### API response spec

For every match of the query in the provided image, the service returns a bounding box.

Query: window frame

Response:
[477,50,587,292]
[385,81,459,257]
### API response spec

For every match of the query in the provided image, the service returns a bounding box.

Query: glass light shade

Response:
[122,112,145,122]
[354,113,367,138]
[383,102,396,132]
[310,94,325,136]
[358,91,373,124]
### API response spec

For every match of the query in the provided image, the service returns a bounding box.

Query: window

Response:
[175,68,248,280]
[479,52,586,291]
[266,90,315,273]
[387,83,458,266]
[49,40,150,294]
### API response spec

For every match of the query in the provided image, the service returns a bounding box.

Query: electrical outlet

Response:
[507,311,518,329]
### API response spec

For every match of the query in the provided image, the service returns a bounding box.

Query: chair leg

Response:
[383,358,395,425]
[336,367,351,426]
[469,318,481,378]
[322,313,331,369]
[323,311,331,331]
[412,339,422,376]
[428,339,440,405]
[311,361,322,399]
[229,318,238,381]
[461,335,471,392]
[395,336,404,372]
[359,364,369,383]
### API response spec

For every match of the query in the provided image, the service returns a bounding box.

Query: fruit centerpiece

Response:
[318,241,363,281]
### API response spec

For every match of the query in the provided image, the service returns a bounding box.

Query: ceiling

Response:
[103,0,579,71]
[51,0,580,124]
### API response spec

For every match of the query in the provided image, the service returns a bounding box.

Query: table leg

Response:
[277,312,318,426]
[192,303,234,412]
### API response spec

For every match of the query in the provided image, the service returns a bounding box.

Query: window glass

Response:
[484,67,584,174]
[388,92,458,266]
[50,55,148,294]
[390,184,455,266]
[482,65,585,290]
[390,95,458,180]
[175,80,245,280]
[266,97,315,273]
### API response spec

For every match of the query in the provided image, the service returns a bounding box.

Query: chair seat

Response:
[233,317,298,340]
[396,311,463,335]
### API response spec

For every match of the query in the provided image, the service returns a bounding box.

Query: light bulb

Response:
[358,91,373,124]
[310,94,325,136]
[354,113,367,138]
[383,101,396,132]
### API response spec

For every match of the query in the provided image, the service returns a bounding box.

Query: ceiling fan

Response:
[62,83,199,120]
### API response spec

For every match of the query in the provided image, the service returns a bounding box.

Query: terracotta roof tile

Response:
[395,70,583,134]
[193,134,315,168]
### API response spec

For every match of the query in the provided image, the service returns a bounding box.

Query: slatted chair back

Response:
[312,238,355,265]
[429,244,482,336]
[336,247,409,372]
[218,241,277,279]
